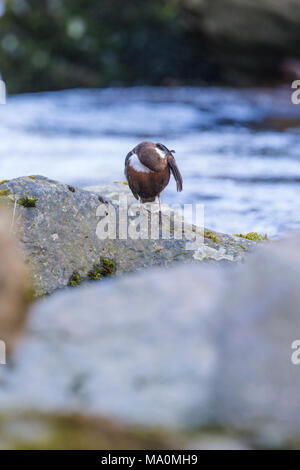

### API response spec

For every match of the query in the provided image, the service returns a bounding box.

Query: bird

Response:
[124,141,183,224]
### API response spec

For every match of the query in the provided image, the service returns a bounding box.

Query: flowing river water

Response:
[1,86,300,237]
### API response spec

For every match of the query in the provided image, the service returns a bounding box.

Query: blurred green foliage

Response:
[0,0,207,93]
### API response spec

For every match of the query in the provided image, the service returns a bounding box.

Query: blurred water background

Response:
[1,0,300,238]
[1,85,300,237]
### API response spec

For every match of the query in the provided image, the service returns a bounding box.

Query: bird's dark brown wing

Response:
[167,154,183,192]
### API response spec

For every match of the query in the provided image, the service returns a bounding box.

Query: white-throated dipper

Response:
[124,141,183,222]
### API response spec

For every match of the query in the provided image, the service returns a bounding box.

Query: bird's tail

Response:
[167,154,183,192]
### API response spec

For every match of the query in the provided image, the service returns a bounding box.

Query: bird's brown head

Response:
[155,143,175,158]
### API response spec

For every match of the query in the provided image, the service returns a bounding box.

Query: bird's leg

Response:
[139,198,151,217]
[158,194,162,231]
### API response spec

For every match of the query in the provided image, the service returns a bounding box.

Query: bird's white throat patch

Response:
[129,153,153,173]
[155,147,166,159]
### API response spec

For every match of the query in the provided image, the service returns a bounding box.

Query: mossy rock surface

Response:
[233,232,268,242]
[0,412,176,450]
[0,176,257,296]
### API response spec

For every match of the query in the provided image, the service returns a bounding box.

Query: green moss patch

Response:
[204,231,219,244]
[88,265,102,281]
[100,257,115,277]
[234,232,268,242]
[18,197,38,208]
[69,259,115,287]
[0,189,10,196]
[68,272,82,287]
[88,258,115,281]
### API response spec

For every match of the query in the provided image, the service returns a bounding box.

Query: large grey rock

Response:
[182,0,300,83]
[1,235,300,448]
[0,264,223,427]
[214,235,300,442]
[184,0,300,48]
[0,176,254,296]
